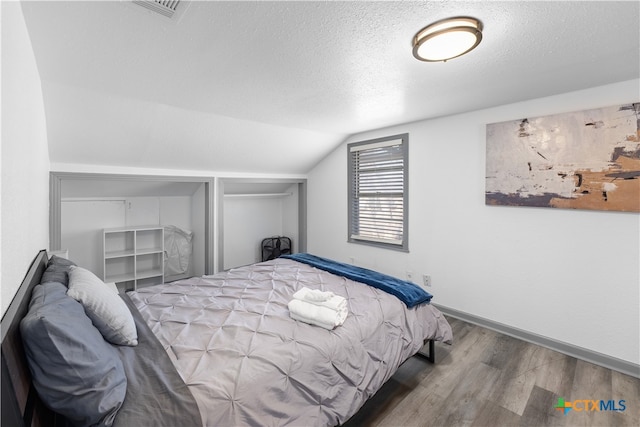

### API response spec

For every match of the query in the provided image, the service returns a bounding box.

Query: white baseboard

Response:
[433,303,640,379]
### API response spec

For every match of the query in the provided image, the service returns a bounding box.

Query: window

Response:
[348,133,408,251]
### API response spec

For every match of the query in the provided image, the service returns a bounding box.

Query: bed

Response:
[1,250,453,427]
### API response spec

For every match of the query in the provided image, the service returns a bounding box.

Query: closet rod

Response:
[224,192,293,198]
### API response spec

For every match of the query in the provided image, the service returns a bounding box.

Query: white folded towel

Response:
[289,311,336,331]
[292,287,347,312]
[298,288,332,302]
[288,298,348,330]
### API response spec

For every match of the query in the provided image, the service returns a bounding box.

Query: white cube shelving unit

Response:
[103,226,164,291]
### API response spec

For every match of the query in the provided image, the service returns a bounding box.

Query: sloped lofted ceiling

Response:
[20,1,640,175]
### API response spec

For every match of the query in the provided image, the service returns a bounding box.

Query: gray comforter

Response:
[127,258,453,426]
[114,295,202,427]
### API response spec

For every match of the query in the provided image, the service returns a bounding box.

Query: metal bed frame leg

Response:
[415,339,435,363]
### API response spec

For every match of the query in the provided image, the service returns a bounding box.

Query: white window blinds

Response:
[348,134,408,250]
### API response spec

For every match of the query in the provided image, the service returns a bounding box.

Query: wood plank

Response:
[471,399,520,427]
[376,388,445,427]
[567,360,616,427]
[533,346,577,397]
[611,370,640,426]
[519,385,565,426]
[485,339,539,415]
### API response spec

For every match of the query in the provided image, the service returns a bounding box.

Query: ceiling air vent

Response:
[132,0,181,19]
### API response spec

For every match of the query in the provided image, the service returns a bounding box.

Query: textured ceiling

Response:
[19,1,640,175]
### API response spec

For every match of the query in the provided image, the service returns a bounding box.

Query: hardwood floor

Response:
[344,316,640,427]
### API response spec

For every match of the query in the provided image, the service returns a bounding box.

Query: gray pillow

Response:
[20,282,127,427]
[67,266,138,346]
[41,255,76,286]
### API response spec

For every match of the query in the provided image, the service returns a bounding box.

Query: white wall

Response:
[1,2,50,315]
[160,196,192,230]
[223,196,288,269]
[61,200,126,276]
[307,79,640,365]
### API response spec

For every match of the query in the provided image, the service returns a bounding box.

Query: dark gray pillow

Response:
[20,283,127,427]
[41,255,76,286]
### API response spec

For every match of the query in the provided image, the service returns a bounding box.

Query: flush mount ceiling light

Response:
[412,17,483,62]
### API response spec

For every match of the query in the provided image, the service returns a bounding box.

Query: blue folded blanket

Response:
[283,253,432,308]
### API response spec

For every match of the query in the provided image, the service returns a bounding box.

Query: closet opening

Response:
[217,178,307,270]
[50,172,215,286]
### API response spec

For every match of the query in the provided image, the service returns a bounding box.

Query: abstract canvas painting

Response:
[486,103,640,212]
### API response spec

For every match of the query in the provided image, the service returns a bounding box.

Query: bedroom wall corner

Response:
[307,79,640,367]
[1,2,50,315]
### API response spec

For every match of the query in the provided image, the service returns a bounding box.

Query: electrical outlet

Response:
[406,271,414,281]
[423,275,432,287]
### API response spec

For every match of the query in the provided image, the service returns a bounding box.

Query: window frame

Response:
[347,133,409,252]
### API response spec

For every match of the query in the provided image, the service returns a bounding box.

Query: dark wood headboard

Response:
[1,250,59,427]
